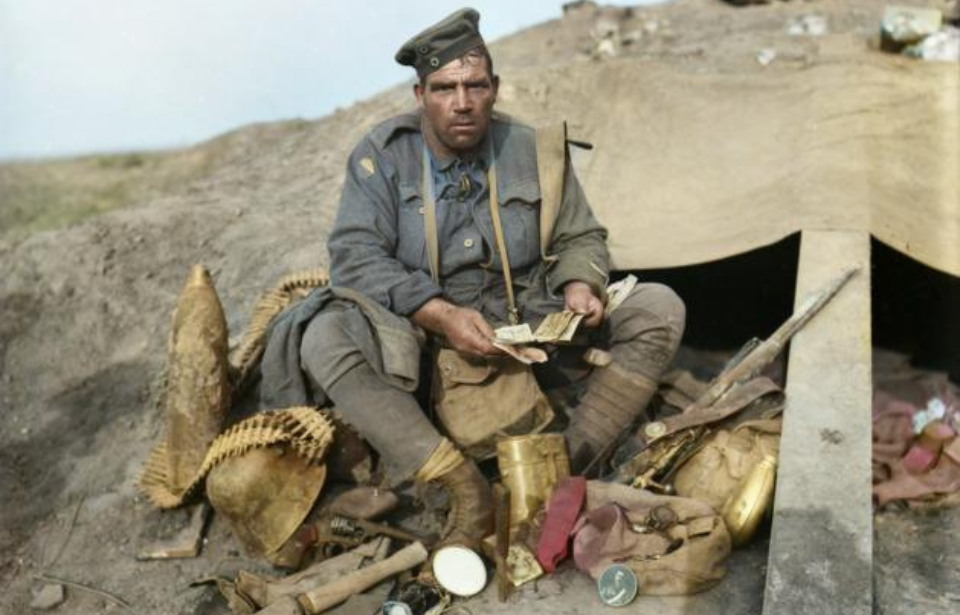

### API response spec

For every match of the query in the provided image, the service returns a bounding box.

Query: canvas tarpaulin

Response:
[503,52,958,276]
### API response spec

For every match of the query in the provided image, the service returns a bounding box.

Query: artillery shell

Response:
[164,264,231,495]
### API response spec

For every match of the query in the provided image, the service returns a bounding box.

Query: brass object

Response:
[164,264,231,495]
[506,544,543,587]
[630,427,705,493]
[206,446,327,558]
[722,454,777,547]
[496,434,570,524]
[610,268,855,489]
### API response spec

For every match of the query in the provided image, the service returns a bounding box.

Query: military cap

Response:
[395,8,485,78]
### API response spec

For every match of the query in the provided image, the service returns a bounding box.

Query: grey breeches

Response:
[300,303,441,482]
[297,283,684,480]
[606,282,686,379]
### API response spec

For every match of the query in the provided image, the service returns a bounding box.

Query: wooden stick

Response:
[493,484,511,602]
[33,574,131,609]
[295,542,428,614]
[137,503,210,560]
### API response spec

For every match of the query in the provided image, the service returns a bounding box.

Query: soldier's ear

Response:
[414,83,426,109]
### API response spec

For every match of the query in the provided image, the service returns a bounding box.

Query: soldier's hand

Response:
[411,298,501,357]
[564,281,604,328]
[442,306,501,357]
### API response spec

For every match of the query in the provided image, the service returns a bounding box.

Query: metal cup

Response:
[496,433,570,524]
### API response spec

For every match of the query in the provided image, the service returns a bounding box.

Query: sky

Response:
[0,0,656,161]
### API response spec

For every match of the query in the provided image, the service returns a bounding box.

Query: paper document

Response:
[492,276,638,351]
[533,311,584,343]
[492,342,548,364]
[493,323,535,345]
[604,274,638,316]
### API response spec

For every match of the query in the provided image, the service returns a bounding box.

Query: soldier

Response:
[261,8,685,549]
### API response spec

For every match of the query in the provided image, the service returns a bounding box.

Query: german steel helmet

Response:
[206,446,326,556]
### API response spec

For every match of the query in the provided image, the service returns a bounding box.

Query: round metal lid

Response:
[432,545,488,597]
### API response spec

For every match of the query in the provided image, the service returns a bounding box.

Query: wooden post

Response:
[763,230,873,614]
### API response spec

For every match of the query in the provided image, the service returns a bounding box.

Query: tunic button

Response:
[463,238,474,248]
[418,206,425,215]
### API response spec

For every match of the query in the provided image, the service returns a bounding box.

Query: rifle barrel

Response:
[691,267,858,410]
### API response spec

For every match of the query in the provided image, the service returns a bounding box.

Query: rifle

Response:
[680,266,858,417]
[604,266,859,487]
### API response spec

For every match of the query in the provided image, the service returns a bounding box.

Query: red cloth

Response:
[536,476,586,572]
[872,374,960,506]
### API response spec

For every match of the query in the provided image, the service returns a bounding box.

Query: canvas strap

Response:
[652,377,784,441]
[486,158,521,325]
[535,122,567,263]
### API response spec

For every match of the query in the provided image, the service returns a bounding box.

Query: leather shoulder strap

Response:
[487,160,520,325]
[535,122,567,261]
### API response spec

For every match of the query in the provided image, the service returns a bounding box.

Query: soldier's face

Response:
[415,54,498,158]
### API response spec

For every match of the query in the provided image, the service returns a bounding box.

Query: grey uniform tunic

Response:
[262,112,612,408]
[260,112,685,480]
[327,112,611,325]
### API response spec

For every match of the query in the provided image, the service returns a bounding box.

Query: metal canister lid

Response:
[432,545,487,597]
[381,601,413,615]
[644,421,667,440]
[597,563,638,607]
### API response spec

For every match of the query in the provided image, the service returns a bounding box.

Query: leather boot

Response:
[414,439,493,550]
[564,362,659,475]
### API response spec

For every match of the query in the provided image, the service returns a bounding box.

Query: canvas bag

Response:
[672,418,782,512]
[573,481,731,596]
[420,127,568,459]
[432,349,554,459]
